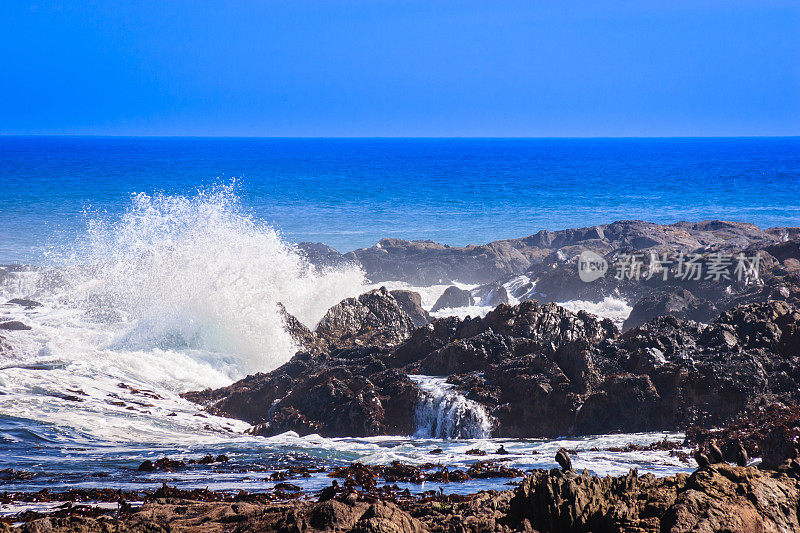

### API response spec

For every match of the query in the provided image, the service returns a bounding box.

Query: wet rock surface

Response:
[5,463,800,533]
[181,222,800,441]
[622,288,718,330]
[508,464,800,533]
[189,285,800,439]
[314,287,417,350]
[389,290,431,329]
[0,321,32,331]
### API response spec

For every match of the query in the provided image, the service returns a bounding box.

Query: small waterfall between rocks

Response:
[410,376,493,439]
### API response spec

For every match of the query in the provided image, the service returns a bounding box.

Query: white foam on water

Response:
[557,296,632,328]
[0,185,366,442]
[364,280,478,311]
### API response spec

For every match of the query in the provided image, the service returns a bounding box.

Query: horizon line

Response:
[1,134,799,140]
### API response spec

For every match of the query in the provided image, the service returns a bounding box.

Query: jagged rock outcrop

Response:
[190,283,800,439]
[0,321,31,331]
[278,303,326,354]
[508,464,800,532]
[298,220,793,285]
[183,346,420,437]
[345,238,532,285]
[389,290,430,328]
[184,288,424,437]
[297,241,357,270]
[430,286,473,312]
[589,300,800,432]
[315,287,416,350]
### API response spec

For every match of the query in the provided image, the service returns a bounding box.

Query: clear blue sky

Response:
[1,0,798,137]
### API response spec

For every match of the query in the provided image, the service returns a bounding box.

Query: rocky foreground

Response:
[4,461,800,532]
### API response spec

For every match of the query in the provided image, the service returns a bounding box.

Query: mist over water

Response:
[0,186,370,447]
[46,185,367,374]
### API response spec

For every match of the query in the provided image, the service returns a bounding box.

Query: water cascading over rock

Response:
[410,376,493,439]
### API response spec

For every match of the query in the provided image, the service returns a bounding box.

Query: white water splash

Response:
[410,375,493,439]
[557,296,632,328]
[0,186,368,441]
[46,185,366,374]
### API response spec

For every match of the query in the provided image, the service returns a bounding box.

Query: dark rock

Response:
[296,242,354,270]
[7,298,42,308]
[308,499,364,530]
[431,286,473,312]
[346,238,531,285]
[465,448,487,456]
[186,347,419,437]
[187,286,800,440]
[623,288,718,330]
[575,373,661,434]
[278,303,325,354]
[389,290,431,328]
[0,320,31,331]
[315,287,416,349]
[555,448,573,472]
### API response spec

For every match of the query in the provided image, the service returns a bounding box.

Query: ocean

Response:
[0,136,798,499]
[2,136,799,263]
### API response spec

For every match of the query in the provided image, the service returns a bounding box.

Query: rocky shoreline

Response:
[184,294,800,440]
[4,459,800,532]
[4,219,800,531]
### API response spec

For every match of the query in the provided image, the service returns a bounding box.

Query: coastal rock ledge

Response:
[185,292,800,442]
[5,464,799,532]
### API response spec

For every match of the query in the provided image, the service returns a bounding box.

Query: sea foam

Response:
[47,185,366,374]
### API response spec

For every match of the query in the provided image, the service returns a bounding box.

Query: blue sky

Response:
[1,1,798,137]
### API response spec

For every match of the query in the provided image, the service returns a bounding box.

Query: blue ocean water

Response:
[1,136,799,264]
[6,136,789,497]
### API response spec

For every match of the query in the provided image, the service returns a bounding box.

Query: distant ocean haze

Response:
[0,136,799,264]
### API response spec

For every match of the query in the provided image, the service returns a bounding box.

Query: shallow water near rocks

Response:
[0,190,692,501]
[0,412,692,498]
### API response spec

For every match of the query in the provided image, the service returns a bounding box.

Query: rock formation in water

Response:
[300,220,800,331]
[299,220,799,285]
[187,281,800,445]
[430,286,473,312]
[186,221,800,447]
